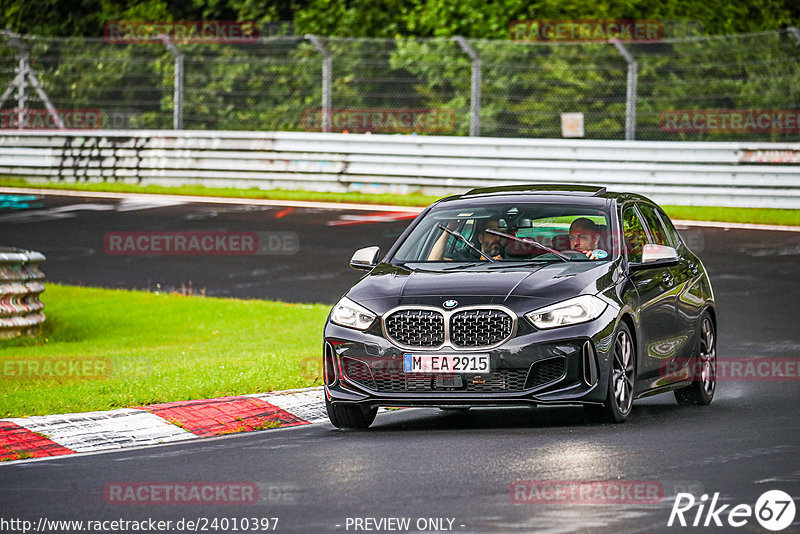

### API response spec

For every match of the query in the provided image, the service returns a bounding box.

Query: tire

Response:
[326,397,377,429]
[675,312,716,406]
[585,321,636,424]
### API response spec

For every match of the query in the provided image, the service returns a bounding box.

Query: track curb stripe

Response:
[0,420,74,461]
[0,387,328,463]
[3,409,198,453]
[137,395,309,437]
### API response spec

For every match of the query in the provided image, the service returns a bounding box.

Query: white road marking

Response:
[115,197,187,212]
[0,203,114,223]
[0,187,422,213]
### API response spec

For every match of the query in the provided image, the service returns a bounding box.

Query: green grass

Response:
[0,284,330,418]
[1,176,797,225]
[0,176,440,207]
[660,205,800,226]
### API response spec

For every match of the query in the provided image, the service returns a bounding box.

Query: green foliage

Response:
[2,0,797,38]
[0,1,797,140]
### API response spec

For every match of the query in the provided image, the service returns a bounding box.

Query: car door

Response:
[652,206,704,365]
[621,203,678,382]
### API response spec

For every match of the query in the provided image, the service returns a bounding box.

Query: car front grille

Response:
[384,307,514,349]
[384,309,444,347]
[464,369,529,392]
[341,357,375,389]
[451,309,513,347]
[341,359,560,394]
[525,357,566,389]
[362,369,531,393]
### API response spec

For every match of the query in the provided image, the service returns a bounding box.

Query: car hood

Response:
[345,261,619,314]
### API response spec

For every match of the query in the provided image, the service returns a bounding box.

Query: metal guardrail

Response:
[0,130,798,208]
[0,247,46,338]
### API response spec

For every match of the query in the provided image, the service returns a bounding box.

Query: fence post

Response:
[305,35,332,133]
[0,30,64,129]
[611,39,637,141]
[452,36,481,137]
[160,36,184,130]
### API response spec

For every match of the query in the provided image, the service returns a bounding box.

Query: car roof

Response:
[440,184,658,207]
[464,184,607,196]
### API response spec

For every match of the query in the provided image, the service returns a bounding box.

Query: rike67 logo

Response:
[668,490,795,531]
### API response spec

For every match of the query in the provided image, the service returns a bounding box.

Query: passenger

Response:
[569,217,606,259]
[476,219,507,260]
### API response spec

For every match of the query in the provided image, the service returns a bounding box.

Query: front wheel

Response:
[326,397,377,429]
[585,322,636,424]
[675,313,716,406]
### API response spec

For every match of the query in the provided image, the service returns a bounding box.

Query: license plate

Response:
[403,353,490,374]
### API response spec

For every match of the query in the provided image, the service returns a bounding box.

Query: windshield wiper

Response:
[485,229,570,263]
[442,261,483,270]
[487,259,549,269]
[437,224,497,262]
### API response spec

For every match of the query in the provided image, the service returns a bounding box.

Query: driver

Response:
[568,218,607,259]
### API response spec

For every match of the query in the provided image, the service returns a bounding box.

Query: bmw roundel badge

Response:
[443,299,458,309]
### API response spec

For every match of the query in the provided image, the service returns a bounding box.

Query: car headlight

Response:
[330,297,377,330]
[526,295,608,329]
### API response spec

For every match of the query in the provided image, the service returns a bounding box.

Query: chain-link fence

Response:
[1,29,799,141]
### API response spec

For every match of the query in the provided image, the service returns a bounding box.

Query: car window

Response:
[637,204,670,246]
[391,202,614,263]
[655,208,682,248]
[622,205,647,263]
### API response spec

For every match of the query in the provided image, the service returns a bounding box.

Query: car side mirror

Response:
[350,246,381,270]
[630,244,679,270]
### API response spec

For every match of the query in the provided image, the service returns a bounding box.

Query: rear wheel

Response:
[585,322,635,424]
[325,397,377,429]
[675,313,716,406]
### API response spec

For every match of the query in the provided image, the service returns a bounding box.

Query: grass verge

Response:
[0,177,439,207]
[0,284,329,418]
[1,176,798,226]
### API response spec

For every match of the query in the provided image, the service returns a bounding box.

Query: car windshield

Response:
[392,200,616,264]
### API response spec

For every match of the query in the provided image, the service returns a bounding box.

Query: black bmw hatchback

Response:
[323,184,717,428]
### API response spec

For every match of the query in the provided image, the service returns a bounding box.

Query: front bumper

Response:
[323,306,618,409]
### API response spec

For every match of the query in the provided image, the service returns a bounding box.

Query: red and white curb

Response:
[0,386,366,463]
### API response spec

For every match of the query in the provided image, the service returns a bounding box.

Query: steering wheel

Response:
[558,249,590,258]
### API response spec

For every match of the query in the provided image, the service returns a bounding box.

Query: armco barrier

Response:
[0,131,798,208]
[0,248,46,338]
